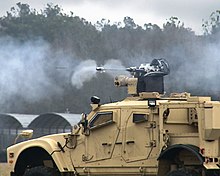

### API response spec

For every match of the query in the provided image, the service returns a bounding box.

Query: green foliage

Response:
[202,10,220,35]
[0,3,219,113]
[163,17,183,29]
[123,16,137,29]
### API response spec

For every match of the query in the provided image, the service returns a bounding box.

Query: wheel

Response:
[23,166,60,176]
[166,170,193,176]
[206,170,220,176]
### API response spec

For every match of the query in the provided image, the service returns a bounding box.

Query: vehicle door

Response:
[84,109,120,162]
[122,108,157,162]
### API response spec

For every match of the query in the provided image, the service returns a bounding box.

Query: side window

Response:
[89,112,113,129]
[133,113,148,123]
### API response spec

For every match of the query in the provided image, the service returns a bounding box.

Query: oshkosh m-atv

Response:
[7,59,220,176]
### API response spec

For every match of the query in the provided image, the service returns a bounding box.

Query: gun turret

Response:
[97,59,170,95]
[125,59,169,77]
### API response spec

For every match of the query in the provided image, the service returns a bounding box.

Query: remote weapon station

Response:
[7,59,220,176]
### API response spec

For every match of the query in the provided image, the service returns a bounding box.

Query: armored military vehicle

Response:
[7,59,220,176]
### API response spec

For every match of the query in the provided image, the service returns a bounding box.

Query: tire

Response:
[23,166,60,176]
[206,170,220,176]
[166,170,191,176]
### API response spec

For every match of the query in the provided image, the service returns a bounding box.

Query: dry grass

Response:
[0,163,9,176]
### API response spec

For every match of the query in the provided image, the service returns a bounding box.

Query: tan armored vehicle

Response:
[7,59,220,176]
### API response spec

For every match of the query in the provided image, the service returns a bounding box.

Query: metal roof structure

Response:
[0,114,22,129]
[4,113,81,129]
[0,112,81,150]
[7,114,37,128]
[28,113,80,129]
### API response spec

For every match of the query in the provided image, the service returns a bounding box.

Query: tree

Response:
[202,10,220,35]
[163,16,185,31]
[43,3,62,17]
[123,16,137,29]
[1,2,218,114]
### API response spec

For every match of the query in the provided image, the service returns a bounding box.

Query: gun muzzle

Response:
[96,67,105,72]
[126,67,137,72]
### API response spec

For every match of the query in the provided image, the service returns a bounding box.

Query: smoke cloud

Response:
[71,59,128,89]
[1,32,220,113]
[0,37,62,104]
[71,60,97,89]
[164,36,220,98]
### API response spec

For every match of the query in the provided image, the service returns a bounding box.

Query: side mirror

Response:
[14,129,33,144]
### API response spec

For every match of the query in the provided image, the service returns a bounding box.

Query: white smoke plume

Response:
[0,37,62,103]
[103,59,128,77]
[71,60,97,89]
[164,38,220,97]
[71,59,127,89]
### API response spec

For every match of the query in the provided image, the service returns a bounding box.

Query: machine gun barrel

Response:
[96,66,145,73]
[96,58,170,95]
[96,67,127,72]
[96,59,169,77]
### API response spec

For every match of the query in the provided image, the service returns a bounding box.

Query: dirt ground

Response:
[0,163,9,176]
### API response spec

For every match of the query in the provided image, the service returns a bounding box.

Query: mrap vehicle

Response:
[7,59,220,176]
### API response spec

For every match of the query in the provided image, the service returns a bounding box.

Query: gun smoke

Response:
[71,59,127,89]
[166,39,220,97]
[0,37,62,105]
[0,33,220,113]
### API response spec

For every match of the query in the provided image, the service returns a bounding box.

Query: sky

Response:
[0,0,220,34]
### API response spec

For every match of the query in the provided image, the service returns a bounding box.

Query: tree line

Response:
[0,3,220,114]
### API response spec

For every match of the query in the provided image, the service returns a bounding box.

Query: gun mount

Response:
[97,59,170,95]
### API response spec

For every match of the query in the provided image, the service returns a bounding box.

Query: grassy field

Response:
[0,163,9,176]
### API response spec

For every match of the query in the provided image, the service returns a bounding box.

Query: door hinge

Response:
[145,140,156,147]
[146,121,156,129]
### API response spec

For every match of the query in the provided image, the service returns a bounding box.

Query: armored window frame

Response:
[133,113,148,123]
[89,112,113,129]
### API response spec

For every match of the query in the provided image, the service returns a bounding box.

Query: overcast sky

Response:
[1,0,220,34]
